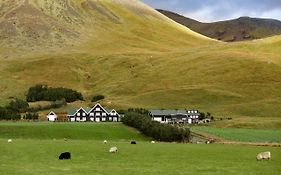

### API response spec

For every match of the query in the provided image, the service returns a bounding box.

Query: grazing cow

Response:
[256,152,271,161]
[8,139,12,143]
[109,147,118,153]
[103,140,107,144]
[151,141,155,144]
[131,140,137,144]
[59,152,71,160]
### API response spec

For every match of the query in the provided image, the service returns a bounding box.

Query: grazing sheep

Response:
[131,140,137,144]
[8,139,12,143]
[103,140,107,144]
[109,147,118,153]
[151,141,155,144]
[59,152,71,160]
[257,152,271,161]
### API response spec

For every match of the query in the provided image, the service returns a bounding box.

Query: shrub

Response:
[23,113,39,120]
[122,111,190,142]
[91,95,105,102]
[26,85,83,102]
[6,98,29,113]
[0,107,21,121]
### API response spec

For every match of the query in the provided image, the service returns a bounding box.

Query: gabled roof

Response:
[84,107,92,113]
[67,108,77,116]
[150,110,188,116]
[68,107,87,116]
[47,111,56,116]
[88,103,109,114]
[107,109,120,116]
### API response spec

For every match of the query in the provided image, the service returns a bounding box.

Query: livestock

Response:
[151,141,155,144]
[59,152,71,160]
[8,139,12,143]
[131,140,137,144]
[109,147,118,153]
[256,152,271,161]
[103,140,107,144]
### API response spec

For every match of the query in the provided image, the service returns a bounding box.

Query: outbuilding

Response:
[47,111,58,122]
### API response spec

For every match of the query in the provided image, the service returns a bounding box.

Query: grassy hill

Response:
[157,9,281,42]
[0,0,281,128]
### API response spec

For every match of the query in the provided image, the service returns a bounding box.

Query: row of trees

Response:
[122,111,190,142]
[0,106,38,121]
[0,107,21,120]
[26,85,83,102]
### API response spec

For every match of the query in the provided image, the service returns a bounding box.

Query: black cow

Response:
[131,140,137,144]
[59,152,71,160]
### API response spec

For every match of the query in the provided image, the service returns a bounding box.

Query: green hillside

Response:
[0,0,281,128]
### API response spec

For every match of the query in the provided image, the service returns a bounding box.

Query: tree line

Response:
[26,85,83,102]
[0,99,38,121]
[122,110,190,142]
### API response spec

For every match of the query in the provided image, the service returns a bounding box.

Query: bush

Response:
[26,85,83,102]
[122,111,190,142]
[0,107,21,121]
[6,98,29,113]
[91,95,105,102]
[23,113,39,120]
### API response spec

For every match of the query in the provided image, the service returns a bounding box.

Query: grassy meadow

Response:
[0,122,281,175]
[191,126,281,143]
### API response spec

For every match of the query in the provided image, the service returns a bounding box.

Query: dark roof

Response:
[150,110,188,116]
[67,108,77,116]
[150,109,200,116]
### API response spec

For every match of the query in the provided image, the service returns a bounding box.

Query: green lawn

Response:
[0,122,148,141]
[191,126,281,143]
[0,139,280,175]
[0,122,281,175]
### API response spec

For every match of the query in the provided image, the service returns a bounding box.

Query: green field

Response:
[191,126,281,143]
[0,122,148,141]
[0,122,281,175]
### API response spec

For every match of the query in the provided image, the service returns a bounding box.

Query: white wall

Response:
[48,114,57,122]
[153,117,162,122]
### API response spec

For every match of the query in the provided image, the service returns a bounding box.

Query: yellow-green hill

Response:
[0,1,281,127]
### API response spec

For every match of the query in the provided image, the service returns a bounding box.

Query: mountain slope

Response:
[0,1,281,125]
[157,9,281,42]
[0,0,212,57]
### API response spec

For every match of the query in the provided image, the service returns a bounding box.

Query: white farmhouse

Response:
[47,111,58,122]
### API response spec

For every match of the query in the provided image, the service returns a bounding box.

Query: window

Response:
[102,113,106,116]
[96,107,101,111]
[96,112,101,116]
[90,113,94,117]
[109,117,112,121]
[77,113,81,116]
[82,113,86,116]
[102,117,106,121]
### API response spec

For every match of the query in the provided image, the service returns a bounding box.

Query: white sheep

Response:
[256,151,271,161]
[103,140,107,144]
[109,147,118,153]
[151,141,155,144]
[8,139,12,143]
